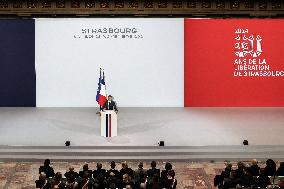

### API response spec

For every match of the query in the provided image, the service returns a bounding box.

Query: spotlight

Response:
[65,141,70,146]
[243,140,248,145]
[158,141,165,146]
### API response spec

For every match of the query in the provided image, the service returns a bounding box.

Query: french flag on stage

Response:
[96,69,107,106]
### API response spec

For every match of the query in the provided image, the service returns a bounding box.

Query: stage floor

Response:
[0,107,284,146]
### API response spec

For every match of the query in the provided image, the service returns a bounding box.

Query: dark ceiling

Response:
[0,1,283,18]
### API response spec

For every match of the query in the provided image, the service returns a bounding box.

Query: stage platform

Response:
[1,145,284,162]
[0,107,284,161]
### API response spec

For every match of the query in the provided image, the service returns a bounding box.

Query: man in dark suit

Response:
[120,161,134,179]
[35,173,52,189]
[107,161,120,179]
[65,166,79,180]
[77,171,94,189]
[147,161,160,178]
[93,162,106,179]
[79,164,92,178]
[102,95,118,112]
[39,159,55,178]
[146,161,160,188]
[106,161,121,188]
[134,162,147,188]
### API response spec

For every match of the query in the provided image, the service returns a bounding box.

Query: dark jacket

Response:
[240,173,254,187]
[77,178,93,189]
[277,166,284,176]
[164,178,177,189]
[147,168,160,178]
[93,168,106,179]
[103,100,118,111]
[35,179,52,189]
[255,174,271,188]
[39,165,55,178]
[161,170,176,188]
[107,168,120,179]
[134,168,147,186]
[250,165,260,176]
[120,167,134,178]
[79,170,93,178]
[65,170,79,179]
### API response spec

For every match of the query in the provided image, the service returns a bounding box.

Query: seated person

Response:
[121,174,135,189]
[255,168,271,188]
[120,161,134,179]
[93,172,107,189]
[106,161,120,179]
[65,175,78,189]
[264,159,276,176]
[65,166,79,180]
[250,159,260,176]
[107,172,121,189]
[277,162,284,176]
[50,172,65,189]
[223,170,239,189]
[133,162,147,188]
[147,174,162,189]
[214,162,232,188]
[239,167,254,187]
[146,161,161,189]
[235,161,245,178]
[93,163,106,179]
[77,171,93,189]
[163,170,177,189]
[79,164,92,178]
[147,161,160,178]
[39,159,55,178]
[161,162,175,188]
[35,173,52,189]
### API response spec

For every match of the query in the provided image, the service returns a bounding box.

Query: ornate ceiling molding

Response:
[0,1,283,17]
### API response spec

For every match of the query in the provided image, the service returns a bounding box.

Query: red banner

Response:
[184,19,284,107]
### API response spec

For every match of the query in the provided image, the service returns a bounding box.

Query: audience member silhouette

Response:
[65,167,79,180]
[133,162,147,188]
[39,159,55,178]
[79,164,92,178]
[35,173,52,189]
[93,162,106,179]
[249,159,260,176]
[277,162,284,176]
[264,159,276,176]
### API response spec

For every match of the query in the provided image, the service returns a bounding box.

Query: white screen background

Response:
[35,18,184,107]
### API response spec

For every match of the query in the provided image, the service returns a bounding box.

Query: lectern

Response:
[101,110,117,137]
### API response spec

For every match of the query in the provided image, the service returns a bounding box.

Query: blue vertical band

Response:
[0,19,35,107]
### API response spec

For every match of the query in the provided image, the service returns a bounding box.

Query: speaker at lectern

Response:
[101,110,117,137]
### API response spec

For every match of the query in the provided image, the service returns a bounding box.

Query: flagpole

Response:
[100,68,104,112]
[103,69,107,98]
[97,68,103,115]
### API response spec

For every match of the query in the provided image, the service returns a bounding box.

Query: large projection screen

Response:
[184,19,284,107]
[35,18,184,107]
